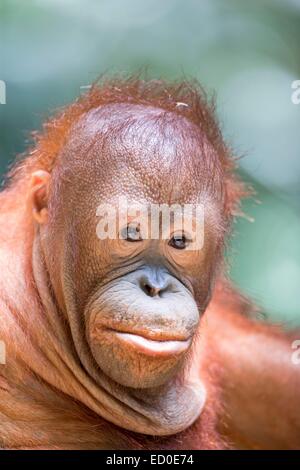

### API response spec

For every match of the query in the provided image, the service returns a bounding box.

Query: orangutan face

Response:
[31,102,224,434]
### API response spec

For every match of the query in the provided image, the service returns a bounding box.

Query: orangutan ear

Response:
[30,170,51,224]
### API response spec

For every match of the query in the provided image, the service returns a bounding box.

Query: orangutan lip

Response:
[112,330,192,357]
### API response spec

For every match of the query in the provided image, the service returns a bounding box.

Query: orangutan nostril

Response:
[142,282,161,298]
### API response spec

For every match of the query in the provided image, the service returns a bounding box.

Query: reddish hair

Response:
[4,74,249,218]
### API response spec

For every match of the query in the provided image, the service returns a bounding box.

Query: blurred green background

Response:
[0,0,299,326]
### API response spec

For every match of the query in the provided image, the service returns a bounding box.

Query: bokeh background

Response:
[0,0,299,326]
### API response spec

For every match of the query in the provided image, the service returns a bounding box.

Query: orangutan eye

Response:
[169,233,189,250]
[120,224,143,242]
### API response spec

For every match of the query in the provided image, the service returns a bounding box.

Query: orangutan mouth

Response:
[112,329,192,357]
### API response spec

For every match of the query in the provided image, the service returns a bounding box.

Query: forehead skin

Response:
[53,103,224,210]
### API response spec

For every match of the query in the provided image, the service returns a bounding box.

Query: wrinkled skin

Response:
[0,96,299,449]
[35,104,220,435]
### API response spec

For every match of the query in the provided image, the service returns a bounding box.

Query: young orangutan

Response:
[0,76,299,449]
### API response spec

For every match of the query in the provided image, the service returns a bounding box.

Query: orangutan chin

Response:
[0,76,299,449]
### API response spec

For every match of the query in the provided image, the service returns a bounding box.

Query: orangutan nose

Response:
[138,271,173,298]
